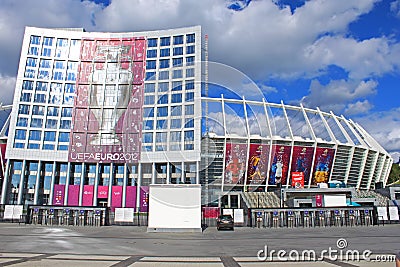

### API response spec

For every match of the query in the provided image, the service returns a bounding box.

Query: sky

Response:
[0,0,399,161]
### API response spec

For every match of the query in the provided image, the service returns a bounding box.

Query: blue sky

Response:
[0,0,399,160]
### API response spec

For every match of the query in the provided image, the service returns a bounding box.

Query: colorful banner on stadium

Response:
[53,184,65,205]
[67,185,80,206]
[312,147,335,184]
[268,145,291,186]
[224,143,247,185]
[125,186,137,208]
[69,37,146,163]
[111,186,123,210]
[97,185,109,199]
[291,172,304,188]
[82,185,94,206]
[246,144,269,187]
[290,146,314,186]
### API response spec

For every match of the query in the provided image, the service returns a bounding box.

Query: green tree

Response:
[388,163,400,185]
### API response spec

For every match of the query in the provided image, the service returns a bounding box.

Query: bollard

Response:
[288,211,294,228]
[273,211,279,228]
[349,210,355,226]
[303,211,309,227]
[319,210,325,227]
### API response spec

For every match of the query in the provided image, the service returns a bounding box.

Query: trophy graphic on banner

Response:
[88,45,132,145]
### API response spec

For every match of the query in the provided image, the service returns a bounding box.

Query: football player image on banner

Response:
[290,146,314,186]
[69,37,146,164]
[268,145,291,186]
[246,144,269,187]
[312,147,335,184]
[224,143,247,185]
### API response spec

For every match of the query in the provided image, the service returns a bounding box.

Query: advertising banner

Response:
[290,146,314,186]
[202,207,220,219]
[246,144,269,187]
[69,37,146,163]
[312,147,335,185]
[97,185,109,199]
[67,185,80,206]
[111,186,123,210]
[139,186,149,212]
[291,172,304,188]
[53,184,65,206]
[315,194,323,207]
[82,185,94,206]
[268,145,291,186]
[125,186,137,208]
[224,143,247,185]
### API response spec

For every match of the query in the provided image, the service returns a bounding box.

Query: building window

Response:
[146,60,156,69]
[60,120,71,129]
[147,38,158,47]
[184,130,194,141]
[34,93,46,103]
[58,132,70,142]
[143,120,154,130]
[28,143,40,150]
[14,142,25,149]
[173,69,183,79]
[158,82,169,92]
[44,131,56,141]
[147,49,157,58]
[185,118,194,128]
[173,35,184,45]
[58,145,69,151]
[16,117,28,127]
[30,118,42,128]
[15,130,27,140]
[143,133,153,143]
[171,105,182,116]
[186,80,195,90]
[145,83,156,93]
[29,130,42,141]
[26,58,37,67]
[55,38,69,58]
[144,95,155,105]
[185,92,194,102]
[156,119,167,129]
[45,119,58,129]
[185,104,194,115]
[186,56,195,66]
[63,95,74,105]
[171,93,182,103]
[170,119,181,129]
[20,93,32,102]
[62,107,72,117]
[47,107,59,117]
[43,144,55,150]
[160,48,170,57]
[32,105,45,115]
[65,84,75,93]
[157,95,168,105]
[22,80,34,90]
[41,47,53,57]
[30,35,41,45]
[160,37,170,46]
[186,68,195,78]
[186,45,195,54]
[172,57,183,67]
[172,81,182,91]
[18,105,30,115]
[145,72,156,81]
[28,46,39,56]
[157,106,168,117]
[159,71,169,80]
[36,82,48,91]
[43,37,54,46]
[186,34,195,43]
[170,131,181,142]
[159,59,170,69]
[143,107,154,117]
[173,47,183,56]
[156,132,167,142]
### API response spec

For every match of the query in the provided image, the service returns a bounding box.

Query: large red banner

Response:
[68,185,80,206]
[111,186,123,211]
[82,185,94,206]
[224,143,247,185]
[69,37,146,163]
[246,144,269,187]
[125,186,137,208]
[97,185,109,199]
[290,146,314,186]
[268,145,291,186]
[312,147,335,185]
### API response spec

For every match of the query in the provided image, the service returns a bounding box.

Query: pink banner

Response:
[97,185,109,199]
[268,145,291,186]
[312,147,335,185]
[290,146,314,186]
[53,184,65,206]
[140,186,149,212]
[111,186,123,211]
[82,185,94,206]
[125,186,137,208]
[67,185,80,206]
[224,143,247,185]
[69,37,146,164]
[202,207,220,219]
[246,144,269,187]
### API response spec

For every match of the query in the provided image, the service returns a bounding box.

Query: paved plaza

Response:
[0,223,398,266]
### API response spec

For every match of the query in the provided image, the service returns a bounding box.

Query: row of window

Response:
[144,80,195,93]
[143,104,194,117]
[142,143,194,152]
[146,45,195,59]
[147,34,195,48]
[145,69,195,81]
[29,36,81,59]
[22,81,75,93]
[15,130,70,142]
[143,92,194,105]
[16,117,71,130]
[19,92,74,105]
[143,118,194,131]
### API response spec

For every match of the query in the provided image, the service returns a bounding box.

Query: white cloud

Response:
[391,0,400,18]
[344,100,373,116]
[0,75,16,105]
[300,79,378,114]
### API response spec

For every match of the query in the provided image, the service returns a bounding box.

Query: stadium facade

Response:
[0,26,393,210]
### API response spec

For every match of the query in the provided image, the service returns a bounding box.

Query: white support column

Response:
[281,101,293,188]
[221,95,227,192]
[1,159,11,204]
[196,161,200,184]
[108,163,113,208]
[122,163,127,208]
[50,162,57,205]
[151,162,156,184]
[166,162,170,184]
[64,162,71,206]
[263,99,273,191]
[242,97,250,189]
[93,163,99,206]
[17,160,26,205]
[78,163,85,206]
[181,162,185,183]
[136,163,142,212]
[33,160,41,205]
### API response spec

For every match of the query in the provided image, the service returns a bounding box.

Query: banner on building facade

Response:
[290,146,314,186]
[69,37,146,163]
[291,172,304,188]
[97,185,109,199]
[224,143,247,185]
[268,145,291,186]
[140,186,149,212]
[246,144,269,187]
[312,147,335,185]
[125,186,137,208]
[111,186,123,211]
[82,185,94,206]
[53,184,65,205]
[67,185,80,206]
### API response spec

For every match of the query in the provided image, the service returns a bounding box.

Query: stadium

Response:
[0,26,397,228]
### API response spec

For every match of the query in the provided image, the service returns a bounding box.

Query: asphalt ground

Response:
[0,223,398,266]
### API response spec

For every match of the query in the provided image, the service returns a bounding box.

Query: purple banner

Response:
[82,185,94,206]
[53,184,65,206]
[67,185,80,206]
[111,186,123,211]
[268,145,291,186]
[224,143,247,185]
[290,146,314,186]
[97,185,109,199]
[69,38,146,163]
[246,144,269,187]
[125,186,137,208]
[139,186,149,212]
[312,147,335,185]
